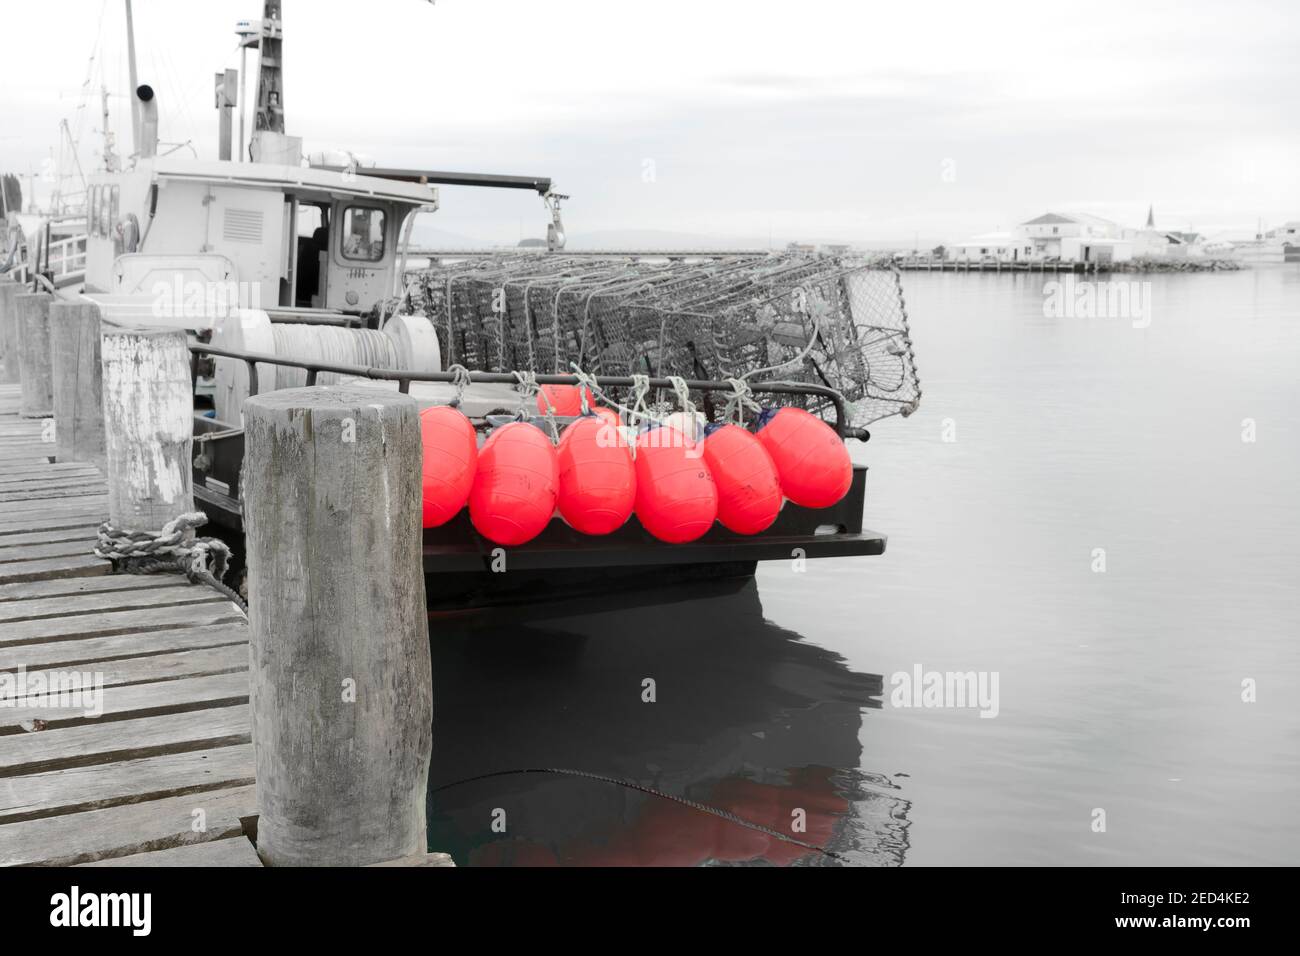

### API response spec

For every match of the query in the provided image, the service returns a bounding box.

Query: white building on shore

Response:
[948,231,1020,262]
[948,208,1233,264]
[950,212,1134,264]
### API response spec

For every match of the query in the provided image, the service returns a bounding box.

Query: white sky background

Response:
[1,0,1297,244]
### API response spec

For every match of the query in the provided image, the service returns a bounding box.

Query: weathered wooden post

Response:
[49,301,106,468]
[0,280,21,384]
[100,328,194,531]
[241,386,433,866]
[15,292,54,418]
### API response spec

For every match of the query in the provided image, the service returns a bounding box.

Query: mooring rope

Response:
[94,512,246,613]
[429,767,849,862]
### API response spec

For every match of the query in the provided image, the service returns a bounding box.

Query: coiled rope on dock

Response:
[94,512,247,614]
[269,324,403,390]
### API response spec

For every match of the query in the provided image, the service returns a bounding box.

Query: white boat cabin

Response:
[83,157,437,322]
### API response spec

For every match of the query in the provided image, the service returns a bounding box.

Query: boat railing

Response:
[187,341,871,442]
[8,231,88,287]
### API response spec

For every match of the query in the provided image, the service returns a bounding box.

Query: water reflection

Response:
[425,577,911,866]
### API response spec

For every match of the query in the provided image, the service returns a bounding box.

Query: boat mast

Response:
[124,0,141,155]
[251,1,285,146]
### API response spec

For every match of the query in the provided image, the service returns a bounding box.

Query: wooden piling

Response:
[241,386,432,867]
[49,301,106,468]
[100,328,194,533]
[0,280,21,384]
[15,293,53,418]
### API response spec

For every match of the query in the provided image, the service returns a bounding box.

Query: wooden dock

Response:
[895,256,1101,273]
[0,384,261,867]
[894,255,1241,273]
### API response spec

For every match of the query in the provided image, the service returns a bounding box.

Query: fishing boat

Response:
[6,1,922,614]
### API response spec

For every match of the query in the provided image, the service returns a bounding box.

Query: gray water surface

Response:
[427,267,1299,866]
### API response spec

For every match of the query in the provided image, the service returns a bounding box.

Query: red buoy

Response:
[536,384,594,417]
[633,425,718,543]
[418,405,478,528]
[755,407,852,509]
[469,422,559,546]
[556,416,636,535]
[702,423,782,534]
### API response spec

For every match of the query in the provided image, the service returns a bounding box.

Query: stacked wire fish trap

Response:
[408,252,921,432]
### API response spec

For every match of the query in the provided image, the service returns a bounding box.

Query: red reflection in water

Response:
[471,767,846,867]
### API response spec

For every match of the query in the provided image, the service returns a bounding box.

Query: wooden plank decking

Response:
[0,384,260,866]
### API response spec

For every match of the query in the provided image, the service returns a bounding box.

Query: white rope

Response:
[444,363,472,407]
[722,377,762,425]
[565,363,658,430]
[513,369,555,419]
[666,375,697,421]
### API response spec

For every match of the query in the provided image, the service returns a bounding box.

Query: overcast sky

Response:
[2,0,1296,244]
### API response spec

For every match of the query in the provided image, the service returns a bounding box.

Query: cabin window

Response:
[298,203,326,239]
[87,187,99,237]
[341,206,385,262]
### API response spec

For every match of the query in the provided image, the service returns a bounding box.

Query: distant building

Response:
[1125,208,1207,260]
[1018,211,1125,261]
[949,212,1132,264]
[949,231,1019,262]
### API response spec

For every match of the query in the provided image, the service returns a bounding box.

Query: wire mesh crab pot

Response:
[407,252,921,429]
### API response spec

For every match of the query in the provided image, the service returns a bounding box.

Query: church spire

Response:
[1145,204,1155,229]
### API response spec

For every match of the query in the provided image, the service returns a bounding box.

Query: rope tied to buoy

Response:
[722,376,762,425]
[512,369,555,415]
[666,375,698,424]
[627,374,653,454]
[570,368,599,416]
[445,363,472,408]
[94,512,246,614]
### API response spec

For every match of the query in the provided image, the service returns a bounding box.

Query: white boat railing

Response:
[7,232,88,286]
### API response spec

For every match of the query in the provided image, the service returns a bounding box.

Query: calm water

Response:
[426,267,1300,866]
